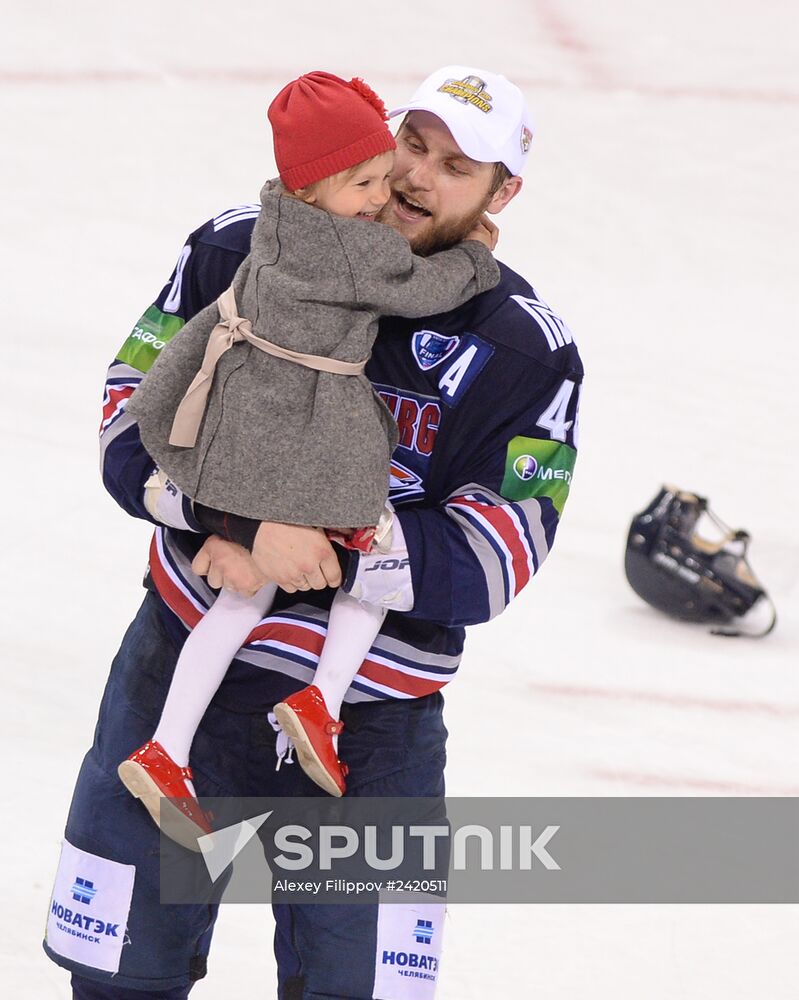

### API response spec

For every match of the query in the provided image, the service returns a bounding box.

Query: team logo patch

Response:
[437,75,493,113]
[412,330,461,371]
[520,125,533,154]
[389,460,425,501]
[501,436,577,515]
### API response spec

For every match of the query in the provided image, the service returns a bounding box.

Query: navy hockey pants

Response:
[44,593,447,998]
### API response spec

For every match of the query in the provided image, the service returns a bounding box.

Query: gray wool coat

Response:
[127,179,500,527]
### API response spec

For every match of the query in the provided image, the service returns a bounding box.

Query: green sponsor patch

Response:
[501,436,577,514]
[117,306,185,374]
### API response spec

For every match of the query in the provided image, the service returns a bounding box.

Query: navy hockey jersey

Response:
[100,202,584,709]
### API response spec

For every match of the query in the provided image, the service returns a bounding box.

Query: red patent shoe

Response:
[118,740,212,851]
[273,686,348,797]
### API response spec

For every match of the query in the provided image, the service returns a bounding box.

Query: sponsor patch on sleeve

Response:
[500,436,576,514]
[117,306,185,374]
[46,839,135,974]
[374,893,445,999]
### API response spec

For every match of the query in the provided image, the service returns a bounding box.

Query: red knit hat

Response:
[268,71,397,191]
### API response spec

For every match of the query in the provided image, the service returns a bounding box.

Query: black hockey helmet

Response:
[624,486,776,637]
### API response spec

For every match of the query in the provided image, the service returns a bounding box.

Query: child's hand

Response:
[465,214,499,251]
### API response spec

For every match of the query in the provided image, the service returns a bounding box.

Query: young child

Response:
[118,71,500,847]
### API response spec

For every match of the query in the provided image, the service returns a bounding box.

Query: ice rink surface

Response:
[2,1,797,996]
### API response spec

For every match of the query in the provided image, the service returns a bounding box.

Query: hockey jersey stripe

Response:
[212,205,261,232]
[255,610,460,675]
[150,533,206,627]
[455,482,550,574]
[468,490,543,581]
[480,495,537,584]
[447,502,514,604]
[242,634,397,702]
[158,528,460,676]
[252,618,447,699]
[248,617,444,697]
[99,363,145,441]
[515,497,550,570]
[357,660,447,698]
[442,506,508,618]
[100,384,137,433]
[99,412,140,465]
[253,611,459,684]
[447,495,533,600]
[150,528,459,700]
[236,632,423,702]
[535,306,567,349]
[510,294,574,352]
[108,360,148,382]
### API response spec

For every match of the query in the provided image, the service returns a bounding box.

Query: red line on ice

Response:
[591,768,799,796]
[531,0,617,88]
[1,68,796,106]
[528,680,799,719]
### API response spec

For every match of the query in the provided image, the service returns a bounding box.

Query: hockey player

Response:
[44,65,583,999]
[118,70,500,828]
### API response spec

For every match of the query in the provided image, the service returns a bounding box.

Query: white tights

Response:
[152,585,386,779]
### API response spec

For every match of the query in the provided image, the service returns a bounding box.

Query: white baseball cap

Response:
[389,65,534,176]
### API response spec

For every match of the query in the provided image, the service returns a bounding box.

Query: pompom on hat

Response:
[269,71,397,191]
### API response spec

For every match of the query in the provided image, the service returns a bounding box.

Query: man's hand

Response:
[465,213,499,251]
[192,536,269,597]
[251,521,342,592]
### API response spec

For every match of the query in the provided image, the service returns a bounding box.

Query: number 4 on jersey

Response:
[537,379,581,444]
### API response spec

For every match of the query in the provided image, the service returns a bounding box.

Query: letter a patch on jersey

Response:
[436,334,494,407]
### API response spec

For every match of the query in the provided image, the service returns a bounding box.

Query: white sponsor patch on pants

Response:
[373,893,445,999]
[46,839,135,974]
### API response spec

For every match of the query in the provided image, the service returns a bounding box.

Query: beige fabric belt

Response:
[169,285,368,448]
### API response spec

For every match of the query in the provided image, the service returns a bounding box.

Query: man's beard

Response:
[377,192,491,257]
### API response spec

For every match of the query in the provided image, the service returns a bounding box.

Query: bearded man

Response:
[44,65,583,1000]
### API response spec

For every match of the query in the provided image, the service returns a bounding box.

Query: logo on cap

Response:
[520,125,533,154]
[437,76,493,114]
